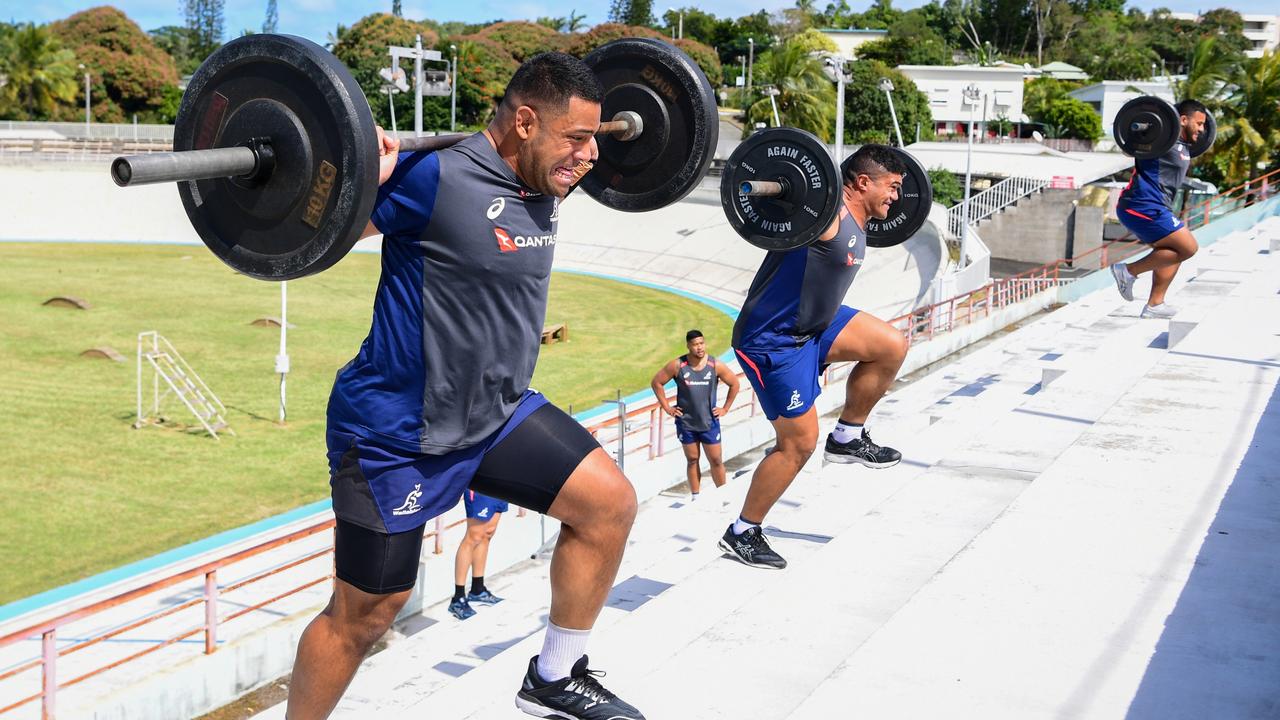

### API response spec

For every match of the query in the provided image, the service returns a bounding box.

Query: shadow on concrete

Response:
[1124,376,1280,720]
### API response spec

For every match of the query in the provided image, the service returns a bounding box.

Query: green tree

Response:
[842,60,933,146]
[1197,9,1250,58]
[786,28,839,55]
[150,25,200,75]
[928,166,963,206]
[0,23,79,120]
[710,11,776,71]
[659,8,720,46]
[1067,11,1157,80]
[263,0,278,34]
[183,0,225,62]
[1175,36,1234,105]
[1043,96,1102,140]
[673,38,722,84]
[1210,50,1280,185]
[746,38,834,138]
[1023,77,1081,123]
[857,11,950,66]
[49,8,180,123]
[476,21,566,62]
[449,36,520,126]
[567,23,665,56]
[330,14,444,130]
[608,0,655,27]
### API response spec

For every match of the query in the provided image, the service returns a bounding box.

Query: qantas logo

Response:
[495,228,517,252]
[495,228,557,253]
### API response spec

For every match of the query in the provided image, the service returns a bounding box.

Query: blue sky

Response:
[4,1,1273,48]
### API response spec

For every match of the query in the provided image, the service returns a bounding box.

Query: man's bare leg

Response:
[825,312,909,425]
[1148,262,1180,306]
[740,409,817,524]
[287,581,410,719]
[681,442,703,494]
[1126,227,1198,280]
[704,441,727,488]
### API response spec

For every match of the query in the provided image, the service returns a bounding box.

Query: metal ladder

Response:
[135,331,234,440]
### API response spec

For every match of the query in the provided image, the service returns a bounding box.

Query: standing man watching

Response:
[287,53,644,720]
[650,330,741,500]
[1110,99,1210,318]
[448,489,508,621]
[723,145,910,570]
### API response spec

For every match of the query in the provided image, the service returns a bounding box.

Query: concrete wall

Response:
[977,187,1104,266]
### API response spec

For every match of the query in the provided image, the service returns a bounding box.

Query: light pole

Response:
[763,86,781,127]
[818,54,847,163]
[78,64,90,135]
[878,77,903,147]
[747,38,754,97]
[450,44,458,132]
[666,8,683,39]
[961,83,981,270]
[413,34,423,137]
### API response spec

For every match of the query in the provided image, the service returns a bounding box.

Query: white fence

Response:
[946,175,1049,238]
[0,120,174,141]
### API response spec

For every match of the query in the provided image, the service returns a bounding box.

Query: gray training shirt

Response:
[327,133,559,454]
[674,355,719,432]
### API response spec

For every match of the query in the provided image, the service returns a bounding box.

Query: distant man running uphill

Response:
[723,144,910,570]
[286,52,645,720]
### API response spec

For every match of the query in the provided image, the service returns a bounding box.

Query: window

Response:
[993,90,1013,107]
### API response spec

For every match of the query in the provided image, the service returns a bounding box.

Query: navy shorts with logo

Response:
[326,390,547,535]
[734,305,859,421]
[464,490,509,520]
[1118,201,1185,244]
[675,417,722,445]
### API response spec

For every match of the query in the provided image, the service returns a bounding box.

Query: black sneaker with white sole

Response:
[718,524,787,569]
[824,429,902,468]
[516,655,645,720]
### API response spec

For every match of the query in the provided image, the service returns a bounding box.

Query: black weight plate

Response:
[174,34,377,280]
[720,127,841,252]
[581,38,718,212]
[858,147,933,248]
[1189,110,1216,158]
[1113,96,1179,160]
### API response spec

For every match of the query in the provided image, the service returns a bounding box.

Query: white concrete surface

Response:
[232,203,1280,720]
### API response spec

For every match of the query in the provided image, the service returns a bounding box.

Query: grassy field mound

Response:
[0,242,732,603]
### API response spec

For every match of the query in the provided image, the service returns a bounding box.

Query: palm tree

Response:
[0,23,77,120]
[746,40,835,140]
[1174,36,1233,106]
[1211,50,1280,186]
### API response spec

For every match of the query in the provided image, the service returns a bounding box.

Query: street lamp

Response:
[960,83,981,270]
[78,63,90,135]
[450,44,458,132]
[747,38,754,97]
[878,77,904,147]
[762,86,781,127]
[818,54,848,163]
[666,7,683,39]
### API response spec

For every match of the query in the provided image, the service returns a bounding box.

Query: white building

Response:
[1168,11,1279,58]
[897,65,1029,138]
[1067,80,1176,138]
[816,28,888,60]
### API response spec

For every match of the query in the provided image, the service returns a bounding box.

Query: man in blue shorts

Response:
[1110,99,1210,319]
[721,145,910,570]
[286,53,644,720]
[448,490,508,620]
[650,329,740,500]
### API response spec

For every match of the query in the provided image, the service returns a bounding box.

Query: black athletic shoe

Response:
[823,429,902,468]
[516,655,645,720]
[718,524,787,569]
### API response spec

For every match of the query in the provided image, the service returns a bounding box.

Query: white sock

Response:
[690,492,699,501]
[732,516,759,535]
[831,420,863,444]
[1122,265,1135,280]
[536,622,591,682]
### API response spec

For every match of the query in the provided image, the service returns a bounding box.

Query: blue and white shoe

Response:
[448,598,476,620]
[466,589,504,605]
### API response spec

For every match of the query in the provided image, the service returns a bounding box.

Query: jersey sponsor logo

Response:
[786,389,804,411]
[846,252,854,266]
[495,228,517,252]
[486,197,506,220]
[392,484,424,516]
[476,507,490,518]
[683,371,690,379]
[550,198,560,222]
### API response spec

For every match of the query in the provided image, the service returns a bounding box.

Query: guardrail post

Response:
[434,517,444,555]
[41,629,55,720]
[204,570,218,654]
[647,408,657,460]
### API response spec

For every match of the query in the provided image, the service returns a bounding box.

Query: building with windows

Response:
[816,28,888,59]
[1066,80,1176,137]
[897,65,1029,138]
[1167,12,1279,58]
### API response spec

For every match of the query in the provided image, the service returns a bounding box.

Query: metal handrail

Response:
[946,175,1049,238]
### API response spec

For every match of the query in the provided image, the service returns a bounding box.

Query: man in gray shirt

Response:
[288,53,644,720]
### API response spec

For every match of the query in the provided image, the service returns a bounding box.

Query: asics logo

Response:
[487,197,506,220]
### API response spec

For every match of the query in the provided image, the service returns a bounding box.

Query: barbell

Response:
[1113,95,1216,160]
[720,127,933,252]
[110,34,721,280]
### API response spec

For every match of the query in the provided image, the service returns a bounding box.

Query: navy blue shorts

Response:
[464,490,508,520]
[734,305,859,421]
[326,391,547,535]
[1118,201,1185,244]
[675,417,722,445]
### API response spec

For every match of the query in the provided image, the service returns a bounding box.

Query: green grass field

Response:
[0,242,732,604]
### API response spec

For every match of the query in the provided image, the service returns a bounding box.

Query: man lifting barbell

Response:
[1110,98,1214,318]
[719,137,913,570]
